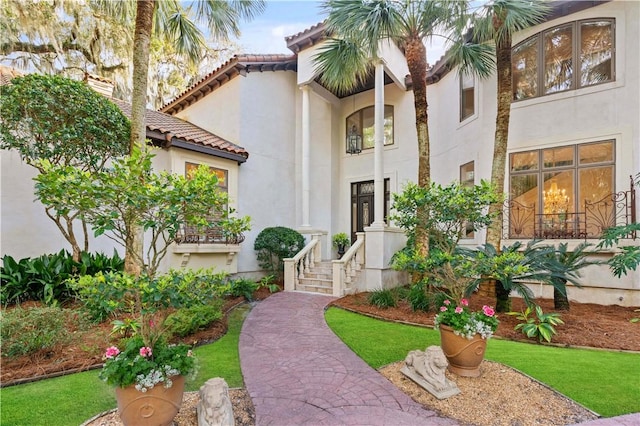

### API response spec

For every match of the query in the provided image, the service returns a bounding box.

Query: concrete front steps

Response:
[296,260,334,295]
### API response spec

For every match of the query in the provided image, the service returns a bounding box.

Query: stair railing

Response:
[283,233,322,292]
[332,232,365,297]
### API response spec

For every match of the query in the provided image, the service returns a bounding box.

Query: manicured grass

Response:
[0,304,250,426]
[325,307,640,418]
[188,303,249,390]
[0,370,115,426]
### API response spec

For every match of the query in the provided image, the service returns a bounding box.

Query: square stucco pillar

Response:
[363,226,408,291]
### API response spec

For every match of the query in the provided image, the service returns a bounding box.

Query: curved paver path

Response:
[239,291,458,425]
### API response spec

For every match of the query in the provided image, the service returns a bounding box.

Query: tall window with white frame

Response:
[460,74,475,121]
[512,18,615,101]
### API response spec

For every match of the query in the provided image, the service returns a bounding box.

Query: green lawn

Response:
[325,307,640,417]
[0,304,250,426]
[2,302,637,425]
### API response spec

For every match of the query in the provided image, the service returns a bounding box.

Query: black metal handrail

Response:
[175,225,245,245]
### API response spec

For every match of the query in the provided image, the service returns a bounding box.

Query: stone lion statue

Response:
[405,346,453,391]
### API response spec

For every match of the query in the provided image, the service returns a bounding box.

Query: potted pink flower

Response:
[434,298,498,377]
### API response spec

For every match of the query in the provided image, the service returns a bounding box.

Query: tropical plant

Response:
[390,180,501,301]
[76,268,225,389]
[228,278,260,301]
[543,242,600,311]
[368,288,397,309]
[469,240,568,311]
[453,0,550,310]
[0,250,124,306]
[35,147,250,278]
[332,232,351,249]
[508,305,564,343]
[315,0,480,261]
[0,74,130,261]
[597,173,640,278]
[254,226,306,279]
[434,297,498,340]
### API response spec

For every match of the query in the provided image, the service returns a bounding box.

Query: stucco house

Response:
[1,0,638,305]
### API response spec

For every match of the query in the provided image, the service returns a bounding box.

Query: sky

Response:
[235,0,447,64]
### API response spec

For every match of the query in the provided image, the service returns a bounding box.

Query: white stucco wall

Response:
[0,149,120,259]
[428,0,640,301]
[175,71,300,274]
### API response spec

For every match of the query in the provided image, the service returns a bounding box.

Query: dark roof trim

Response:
[285,22,327,53]
[168,139,248,164]
[161,54,297,115]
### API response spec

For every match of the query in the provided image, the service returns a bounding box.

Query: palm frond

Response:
[313,37,372,96]
[194,0,265,40]
[475,0,551,46]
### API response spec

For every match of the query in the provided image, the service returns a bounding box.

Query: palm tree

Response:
[94,0,265,275]
[544,242,599,311]
[315,0,476,261]
[455,0,550,310]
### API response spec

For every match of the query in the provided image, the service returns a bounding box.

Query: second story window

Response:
[460,74,475,121]
[512,19,614,101]
[346,105,394,152]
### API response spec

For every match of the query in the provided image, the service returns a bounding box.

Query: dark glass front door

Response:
[351,179,389,242]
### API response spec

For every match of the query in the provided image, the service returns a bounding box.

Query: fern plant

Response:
[508,305,564,343]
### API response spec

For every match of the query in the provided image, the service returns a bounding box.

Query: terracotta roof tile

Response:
[160,54,297,115]
[284,22,327,53]
[111,98,248,162]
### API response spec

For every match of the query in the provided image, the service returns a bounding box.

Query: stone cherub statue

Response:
[401,346,460,399]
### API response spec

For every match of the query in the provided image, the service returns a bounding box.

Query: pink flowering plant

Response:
[434,298,499,339]
[99,335,196,392]
[76,270,226,391]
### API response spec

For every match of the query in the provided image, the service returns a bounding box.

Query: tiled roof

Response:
[160,54,297,115]
[111,98,248,163]
[0,66,248,163]
[285,22,327,53]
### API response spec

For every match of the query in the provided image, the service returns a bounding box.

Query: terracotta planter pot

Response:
[115,375,185,426]
[439,325,487,377]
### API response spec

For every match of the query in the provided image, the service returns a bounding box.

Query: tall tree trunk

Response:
[124,0,155,277]
[405,37,431,267]
[487,29,513,312]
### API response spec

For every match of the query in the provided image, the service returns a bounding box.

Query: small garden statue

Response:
[402,346,460,399]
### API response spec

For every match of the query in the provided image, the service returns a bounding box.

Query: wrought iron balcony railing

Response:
[504,176,636,240]
[175,225,245,245]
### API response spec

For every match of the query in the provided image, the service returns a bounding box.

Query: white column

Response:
[300,85,311,228]
[371,61,385,227]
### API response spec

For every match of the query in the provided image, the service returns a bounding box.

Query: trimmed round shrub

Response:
[254,227,305,277]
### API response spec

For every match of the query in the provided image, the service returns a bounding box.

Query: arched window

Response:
[512,19,614,101]
[345,105,394,152]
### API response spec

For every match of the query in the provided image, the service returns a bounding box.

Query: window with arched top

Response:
[345,105,394,152]
[512,18,615,101]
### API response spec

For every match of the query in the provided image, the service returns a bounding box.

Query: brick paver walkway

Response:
[239,291,640,426]
[239,291,457,425]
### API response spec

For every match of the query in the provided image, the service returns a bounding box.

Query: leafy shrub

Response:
[368,288,397,309]
[0,250,124,306]
[254,227,305,277]
[71,269,228,322]
[0,306,77,357]
[228,278,260,301]
[508,305,564,343]
[407,282,431,312]
[164,301,224,338]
